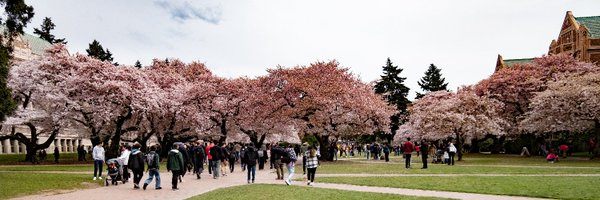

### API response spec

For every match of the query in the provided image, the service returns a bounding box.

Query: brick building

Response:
[496,11,600,72]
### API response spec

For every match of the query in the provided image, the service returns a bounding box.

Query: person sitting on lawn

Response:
[546,151,559,163]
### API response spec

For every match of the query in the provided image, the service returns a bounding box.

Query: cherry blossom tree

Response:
[1,44,72,162]
[397,88,507,160]
[265,61,394,160]
[475,54,598,135]
[521,72,600,148]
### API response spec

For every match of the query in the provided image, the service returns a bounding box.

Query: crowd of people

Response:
[90,141,321,191]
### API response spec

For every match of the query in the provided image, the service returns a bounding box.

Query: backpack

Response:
[281,151,291,164]
[258,150,264,158]
[146,152,158,169]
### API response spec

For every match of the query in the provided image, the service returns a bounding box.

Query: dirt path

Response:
[12,167,553,200]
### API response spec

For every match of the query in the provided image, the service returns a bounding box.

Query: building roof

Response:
[575,16,600,38]
[0,26,52,56]
[20,33,52,56]
[503,58,534,67]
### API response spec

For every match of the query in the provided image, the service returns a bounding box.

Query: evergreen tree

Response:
[134,60,142,69]
[374,58,410,142]
[416,64,448,99]
[33,17,66,44]
[0,0,34,122]
[86,39,114,63]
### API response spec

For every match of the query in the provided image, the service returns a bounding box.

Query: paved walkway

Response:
[12,167,553,200]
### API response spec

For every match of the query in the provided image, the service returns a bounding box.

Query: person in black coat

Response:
[420,140,429,169]
[53,147,60,164]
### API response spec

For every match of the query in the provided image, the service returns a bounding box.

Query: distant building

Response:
[496,11,600,72]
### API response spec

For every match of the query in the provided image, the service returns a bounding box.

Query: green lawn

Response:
[319,176,600,200]
[0,172,99,199]
[187,184,451,200]
[0,153,85,165]
[317,160,600,174]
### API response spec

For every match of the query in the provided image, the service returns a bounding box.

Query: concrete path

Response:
[11,167,553,200]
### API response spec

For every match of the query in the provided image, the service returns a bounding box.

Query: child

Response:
[443,151,449,164]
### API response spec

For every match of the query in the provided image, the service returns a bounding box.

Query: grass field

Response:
[0,153,86,165]
[186,184,450,200]
[0,172,99,199]
[318,176,600,200]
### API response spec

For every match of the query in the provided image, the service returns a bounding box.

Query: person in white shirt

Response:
[118,145,131,182]
[93,142,105,180]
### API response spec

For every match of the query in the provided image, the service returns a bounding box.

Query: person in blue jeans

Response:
[243,143,259,183]
[92,142,105,180]
[143,145,162,190]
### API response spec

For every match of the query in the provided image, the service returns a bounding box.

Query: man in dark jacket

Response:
[209,142,222,179]
[243,143,259,183]
[420,140,429,169]
[167,144,184,191]
[271,143,285,180]
[193,141,205,179]
[128,143,145,189]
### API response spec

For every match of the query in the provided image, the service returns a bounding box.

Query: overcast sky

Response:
[24,0,600,99]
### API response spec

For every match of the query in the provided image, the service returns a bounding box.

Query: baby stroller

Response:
[105,158,124,186]
[432,149,444,164]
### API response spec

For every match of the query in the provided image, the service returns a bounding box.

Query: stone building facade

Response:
[496,11,600,72]
[0,30,92,155]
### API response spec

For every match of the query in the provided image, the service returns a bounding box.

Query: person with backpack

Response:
[167,143,184,191]
[271,143,285,180]
[143,145,161,190]
[243,143,259,183]
[305,145,320,186]
[284,144,297,185]
[128,143,145,189]
[258,144,268,170]
[193,141,205,179]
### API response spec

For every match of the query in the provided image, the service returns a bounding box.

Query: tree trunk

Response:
[107,108,133,159]
[315,134,331,161]
[456,132,464,161]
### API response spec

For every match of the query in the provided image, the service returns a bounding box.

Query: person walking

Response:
[53,147,60,164]
[284,144,297,185]
[193,141,205,179]
[300,142,308,174]
[448,141,457,165]
[205,142,214,175]
[128,143,145,189]
[209,142,222,179]
[243,143,259,183]
[420,140,429,169]
[167,144,184,191]
[92,142,105,180]
[271,143,285,180]
[402,138,414,168]
[305,146,320,186]
[143,145,161,190]
[220,143,229,177]
[258,144,268,170]
[228,145,236,173]
[118,145,131,183]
